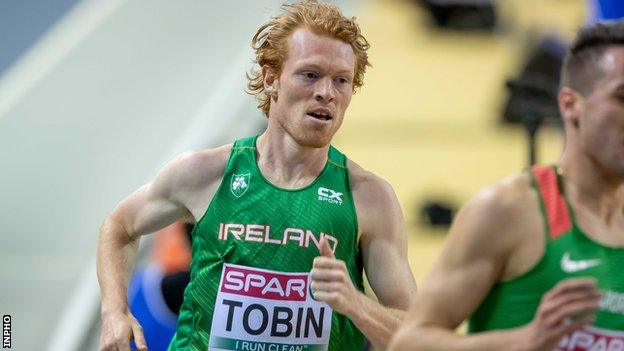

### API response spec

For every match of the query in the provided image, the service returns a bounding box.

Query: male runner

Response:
[389,20,624,351]
[97,1,417,350]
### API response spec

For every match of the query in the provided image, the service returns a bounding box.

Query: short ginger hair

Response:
[247,0,370,117]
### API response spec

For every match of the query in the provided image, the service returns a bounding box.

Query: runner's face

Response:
[267,28,355,148]
[579,47,624,177]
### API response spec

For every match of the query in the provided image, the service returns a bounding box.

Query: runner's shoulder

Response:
[346,159,400,214]
[153,144,233,196]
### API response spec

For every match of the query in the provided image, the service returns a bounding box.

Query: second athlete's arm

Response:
[388,176,601,351]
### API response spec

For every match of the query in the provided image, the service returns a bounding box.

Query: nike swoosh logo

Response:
[561,252,601,273]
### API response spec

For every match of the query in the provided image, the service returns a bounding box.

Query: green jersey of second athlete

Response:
[468,165,624,349]
[168,136,365,351]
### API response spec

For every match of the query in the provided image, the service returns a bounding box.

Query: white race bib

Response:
[208,263,332,351]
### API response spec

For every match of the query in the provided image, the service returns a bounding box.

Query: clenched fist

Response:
[310,238,361,316]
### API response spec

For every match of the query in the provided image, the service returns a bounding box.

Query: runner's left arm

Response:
[356,173,418,346]
[310,166,417,350]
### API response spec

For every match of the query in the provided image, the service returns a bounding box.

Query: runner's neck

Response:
[558,156,624,224]
[255,132,330,189]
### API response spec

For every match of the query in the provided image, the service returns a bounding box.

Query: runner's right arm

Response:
[388,178,601,351]
[97,148,229,351]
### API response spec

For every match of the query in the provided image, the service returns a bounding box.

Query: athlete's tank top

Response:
[468,165,624,349]
[168,136,365,351]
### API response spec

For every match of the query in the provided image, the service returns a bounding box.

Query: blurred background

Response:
[0,0,612,349]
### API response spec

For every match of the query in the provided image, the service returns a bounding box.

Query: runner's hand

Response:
[310,238,360,316]
[99,310,147,351]
[518,278,601,351]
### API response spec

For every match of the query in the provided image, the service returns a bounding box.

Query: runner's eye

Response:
[302,72,318,80]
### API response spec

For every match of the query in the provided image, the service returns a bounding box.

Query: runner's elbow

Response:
[99,213,134,245]
[388,321,441,351]
[388,326,423,351]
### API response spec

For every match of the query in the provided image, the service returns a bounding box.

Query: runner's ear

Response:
[262,65,279,99]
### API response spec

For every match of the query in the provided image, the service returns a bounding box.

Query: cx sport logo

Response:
[317,187,343,205]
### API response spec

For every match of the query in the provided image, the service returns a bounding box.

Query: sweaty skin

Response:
[97,27,416,351]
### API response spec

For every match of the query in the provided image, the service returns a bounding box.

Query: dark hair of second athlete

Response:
[561,20,624,95]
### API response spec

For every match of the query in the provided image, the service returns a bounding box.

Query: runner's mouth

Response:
[307,112,332,121]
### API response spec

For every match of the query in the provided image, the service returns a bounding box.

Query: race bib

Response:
[208,263,332,351]
[557,326,624,351]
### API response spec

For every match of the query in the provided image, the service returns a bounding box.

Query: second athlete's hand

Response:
[515,278,601,351]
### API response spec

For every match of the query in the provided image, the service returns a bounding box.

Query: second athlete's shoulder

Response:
[456,171,542,246]
[472,172,538,216]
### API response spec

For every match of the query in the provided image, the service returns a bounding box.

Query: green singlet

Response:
[167,136,365,351]
[468,165,624,350]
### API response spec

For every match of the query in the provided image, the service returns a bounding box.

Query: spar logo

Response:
[557,326,624,351]
[222,265,307,301]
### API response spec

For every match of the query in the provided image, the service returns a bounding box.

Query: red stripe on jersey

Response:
[532,166,572,239]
